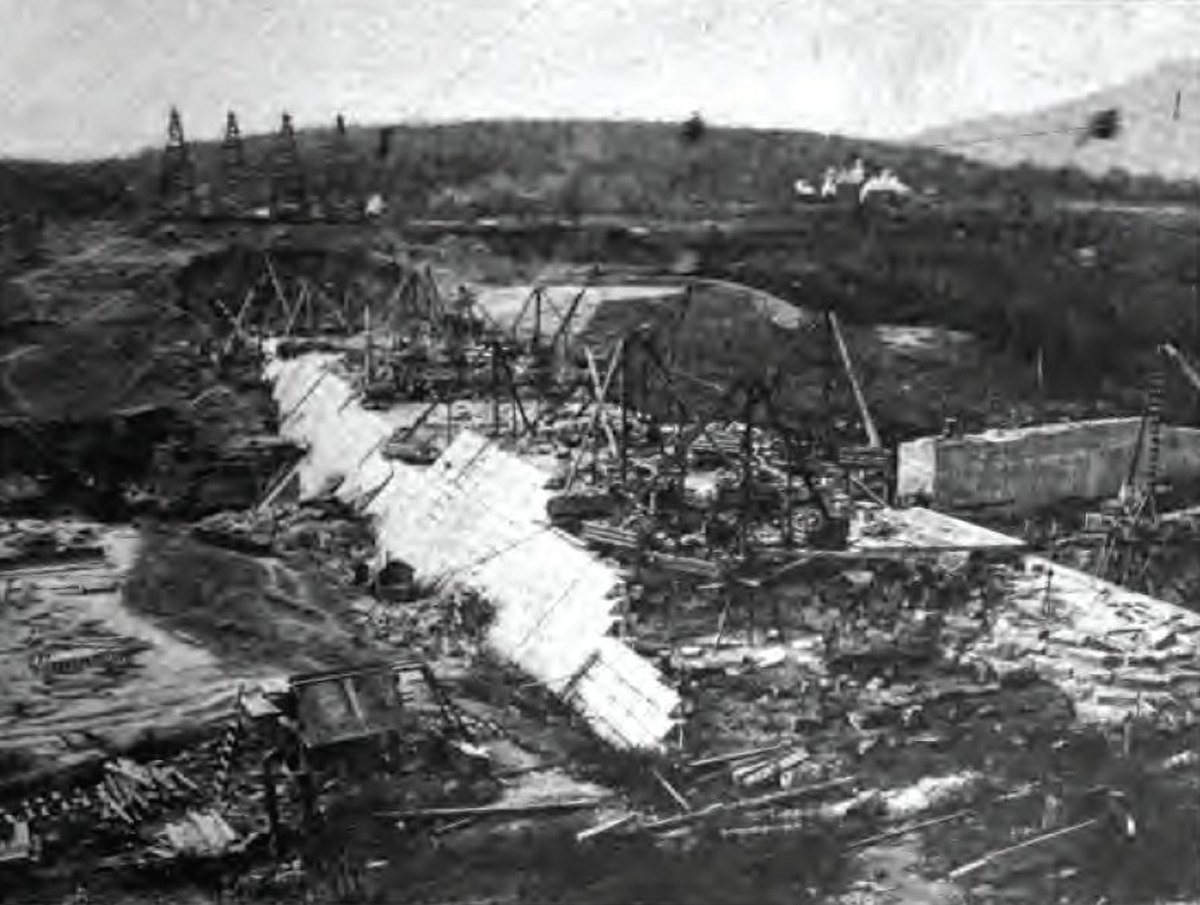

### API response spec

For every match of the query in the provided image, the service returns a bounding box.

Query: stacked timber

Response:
[546,490,619,524]
[579,521,641,554]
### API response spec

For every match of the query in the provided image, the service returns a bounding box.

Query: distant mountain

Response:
[915,58,1200,181]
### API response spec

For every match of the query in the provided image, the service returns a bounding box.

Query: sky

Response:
[0,0,1198,160]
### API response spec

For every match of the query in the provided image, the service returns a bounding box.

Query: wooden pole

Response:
[533,287,542,351]
[668,579,678,657]
[1162,342,1200,395]
[652,768,691,813]
[619,340,629,485]
[283,284,307,337]
[491,342,501,436]
[364,304,373,384]
[263,253,289,328]
[675,398,689,504]
[384,800,603,821]
[946,818,1099,881]
[740,385,755,558]
[641,776,856,833]
[260,755,284,860]
[828,311,881,448]
[745,581,756,645]
[783,435,795,547]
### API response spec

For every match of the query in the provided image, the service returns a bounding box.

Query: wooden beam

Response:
[687,742,791,771]
[652,769,692,813]
[283,283,308,337]
[263,253,290,326]
[232,285,257,336]
[566,339,624,488]
[1162,343,1200,396]
[384,270,413,333]
[424,265,445,324]
[495,353,533,435]
[395,400,441,444]
[364,304,374,383]
[641,776,856,833]
[383,800,605,821]
[533,287,543,349]
[828,311,881,448]
[946,818,1099,880]
[548,284,589,360]
[510,286,537,342]
[306,279,350,331]
[577,813,637,843]
[584,347,620,460]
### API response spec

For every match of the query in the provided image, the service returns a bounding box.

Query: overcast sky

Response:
[1,0,1198,160]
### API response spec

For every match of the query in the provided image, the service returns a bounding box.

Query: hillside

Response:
[150,116,1200,216]
[2,113,1197,228]
[915,58,1200,181]
[126,118,1024,218]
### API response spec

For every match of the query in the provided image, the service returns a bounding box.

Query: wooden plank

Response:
[383,800,605,821]
[652,768,692,813]
[642,775,856,833]
[566,340,624,489]
[576,813,637,843]
[946,818,1099,880]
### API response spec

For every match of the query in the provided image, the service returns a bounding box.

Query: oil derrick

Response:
[269,112,308,220]
[324,113,364,222]
[158,107,197,217]
[365,126,395,219]
[218,111,248,217]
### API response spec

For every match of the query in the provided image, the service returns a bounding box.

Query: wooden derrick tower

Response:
[324,113,364,222]
[158,107,197,217]
[269,112,309,220]
[218,110,248,217]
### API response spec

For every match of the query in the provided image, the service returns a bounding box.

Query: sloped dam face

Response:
[266,346,680,751]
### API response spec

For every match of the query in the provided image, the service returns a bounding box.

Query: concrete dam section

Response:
[267,347,679,751]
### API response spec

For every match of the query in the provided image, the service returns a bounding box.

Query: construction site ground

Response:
[1,218,1199,905]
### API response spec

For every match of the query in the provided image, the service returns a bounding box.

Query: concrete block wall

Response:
[897,418,1200,512]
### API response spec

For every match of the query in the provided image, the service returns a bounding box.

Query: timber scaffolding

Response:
[275,273,904,569]
[262,270,1051,724]
[260,270,1200,903]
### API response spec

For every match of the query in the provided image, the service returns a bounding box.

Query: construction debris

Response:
[7,187,1200,905]
[152,809,242,859]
